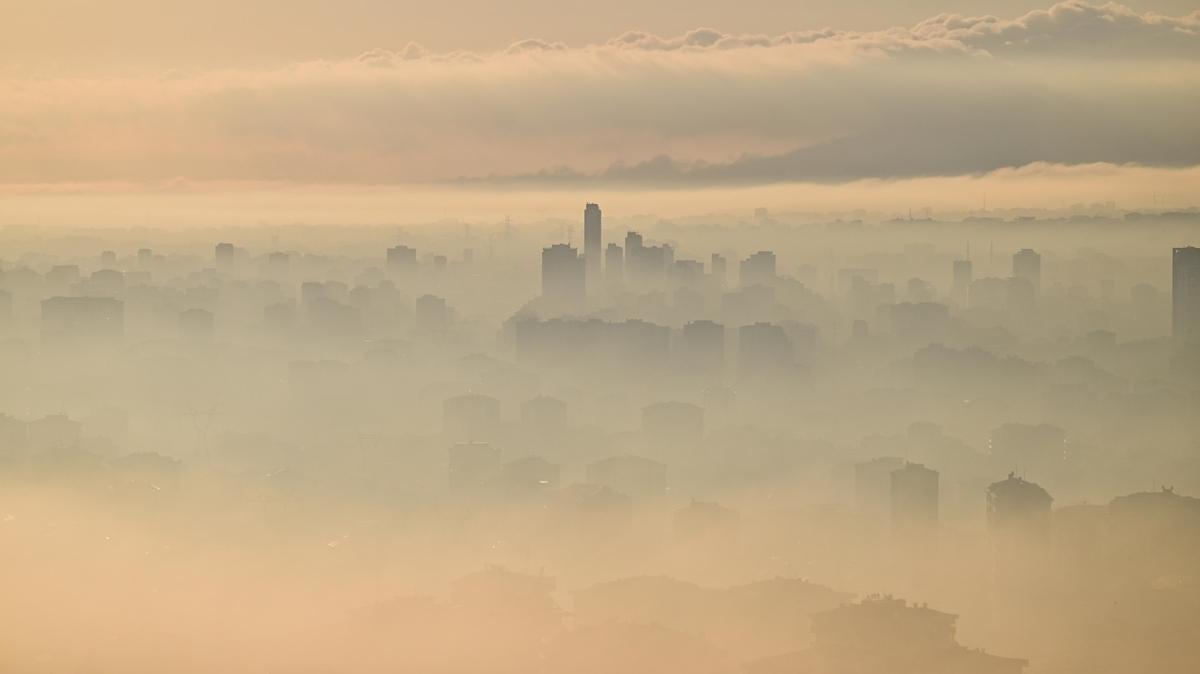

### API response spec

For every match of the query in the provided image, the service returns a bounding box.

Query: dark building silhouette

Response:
[952,259,972,303]
[584,203,602,293]
[1108,486,1200,581]
[1012,248,1041,294]
[267,251,290,277]
[387,244,418,277]
[215,242,235,269]
[542,243,585,309]
[891,462,939,537]
[678,320,725,380]
[670,259,705,289]
[740,251,777,287]
[749,597,1026,674]
[738,322,793,380]
[1173,246,1200,343]
[988,473,1053,584]
[855,457,906,525]
[988,473,1053,539]
[415,294,453,336]
[605,242,624,288]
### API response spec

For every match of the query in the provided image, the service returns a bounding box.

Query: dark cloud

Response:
[1,2,1197,186]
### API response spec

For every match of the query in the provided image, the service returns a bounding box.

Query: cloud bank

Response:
[0,1,1197,188]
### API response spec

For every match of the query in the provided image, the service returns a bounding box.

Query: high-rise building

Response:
[541,243,585,308]
[855,457,906,525]
[678,320,725,380]
[891,462,939,537]
[215,242,235,269]
[711,253,727,288]
[386,244,418,277]
[987,473,1053,583]
[605,243,624,288]
[623,231,670,289]
[739,251,776,287]
[1012,248,1041,293]
[987,474,1053,539]
[738,322,793,379]
[624,230,643,255]
[952,259,973,304]
[584,203,602,292]
[1173,246,1200,343]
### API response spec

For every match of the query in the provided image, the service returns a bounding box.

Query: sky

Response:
[1,1,1198,222]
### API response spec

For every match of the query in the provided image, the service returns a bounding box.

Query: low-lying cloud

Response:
[0,1,1197,187]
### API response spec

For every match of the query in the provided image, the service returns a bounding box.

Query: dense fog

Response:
[1,206,1198,673]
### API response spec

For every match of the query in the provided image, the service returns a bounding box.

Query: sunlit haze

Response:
[1,2,1199,674]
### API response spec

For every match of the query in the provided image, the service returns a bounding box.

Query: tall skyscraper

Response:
[1012,248,1041,293]
[1173,246,1200,343]
[584,203,602,293]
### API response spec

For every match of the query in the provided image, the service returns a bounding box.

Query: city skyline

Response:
[2,1,1199,672]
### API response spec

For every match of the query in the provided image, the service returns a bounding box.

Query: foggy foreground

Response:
[1,207,1199,674]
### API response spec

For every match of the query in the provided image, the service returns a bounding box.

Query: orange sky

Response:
[0,1,1197,219]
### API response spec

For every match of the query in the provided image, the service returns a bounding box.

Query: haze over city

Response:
[1,2,1199,673]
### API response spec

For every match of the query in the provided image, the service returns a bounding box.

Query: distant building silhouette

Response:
[1172,246,1200,343]
[738,322,793,380]
[605,242,624,288]
[387,244,418,277]
[215,242,235,269]
[749,597,1026,674]
[521,395,568,434]
[641,401,704,444]
[542,243,585,309]
[584,203,602,293]
[443,393,501,441]
[711,253,728,288]
[678,320,726,381]
[855,457,906,525]
[890,462,939,537]
[586,454,667,499]
[41,296,124,345]
[952,259,972,304]
[740,251,777,287]
[1012,248,1041,293]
